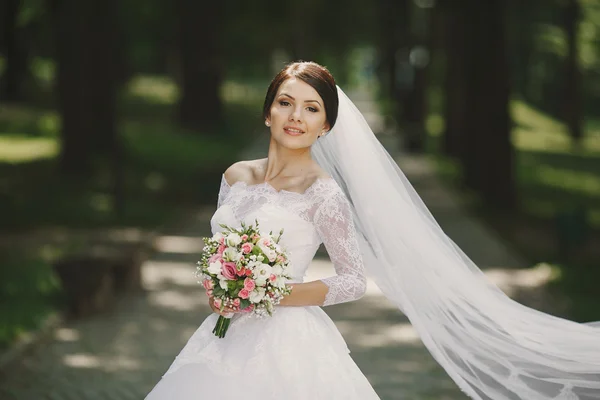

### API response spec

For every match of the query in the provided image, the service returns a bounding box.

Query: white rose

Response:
[226,233,242,247]
[223,247,241,262]
[207,260,222,275]
[268,250,277,262]
[271,265,283,276]
[258,241,277,262]
[253,263,272,286]
[249,288,266,303]
[212,232,224,242]
[275,276,287,289]
[265,300,274,313]
[219,279,228,290]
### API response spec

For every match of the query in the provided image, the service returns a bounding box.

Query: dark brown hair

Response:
[262,61,339,129]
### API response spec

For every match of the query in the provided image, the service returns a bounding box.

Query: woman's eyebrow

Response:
[279,93,322,106]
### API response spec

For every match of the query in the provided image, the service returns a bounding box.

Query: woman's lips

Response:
[283,127,305,136]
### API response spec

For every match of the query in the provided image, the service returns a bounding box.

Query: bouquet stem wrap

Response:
[213,314,233,338]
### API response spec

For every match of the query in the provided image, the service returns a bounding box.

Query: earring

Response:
[265,121,271,127]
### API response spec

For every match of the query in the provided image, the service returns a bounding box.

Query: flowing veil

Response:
[311,86,600,400]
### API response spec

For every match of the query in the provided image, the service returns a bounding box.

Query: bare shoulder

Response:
[223,159,266,186]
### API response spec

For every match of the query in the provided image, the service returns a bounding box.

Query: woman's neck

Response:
[262,138,316,182]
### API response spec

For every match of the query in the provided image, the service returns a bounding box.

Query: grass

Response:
[426,98,600,322]
[0,251,62,350]
[0,134,58,163]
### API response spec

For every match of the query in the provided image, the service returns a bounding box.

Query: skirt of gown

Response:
[145,306,381,399]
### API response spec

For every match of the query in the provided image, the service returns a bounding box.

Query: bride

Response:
[145,61,600,400]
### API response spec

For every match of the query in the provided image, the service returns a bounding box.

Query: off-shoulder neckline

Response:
[221,173,335,196]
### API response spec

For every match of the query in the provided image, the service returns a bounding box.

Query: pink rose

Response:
[232,298,241,307]
[221,262,237,280]
[239,288,250,299]
[236,267,247,277]
[251,233,260,243]
[277,255,284,263]
[219,237,225,245]
[269,274,277,283]
[202,279,214,290]
[217,244,226,255]
[241,234,248,241]
[241,304,254,313]
[213,298,222,309]
[244,278,256,291]
[208,253,222,265]
[241,242,253,254]
[206,289,213,297]
[245,268,253,277]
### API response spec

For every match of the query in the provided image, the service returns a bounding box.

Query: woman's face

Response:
[266,78,329,150]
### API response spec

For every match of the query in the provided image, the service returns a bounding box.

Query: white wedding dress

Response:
[145,174,381,399]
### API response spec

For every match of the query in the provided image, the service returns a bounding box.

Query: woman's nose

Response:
[289,106,302,122]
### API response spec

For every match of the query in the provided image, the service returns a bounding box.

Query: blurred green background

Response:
[0,0,598,349]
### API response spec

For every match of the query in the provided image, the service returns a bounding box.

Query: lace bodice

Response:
[210,174,366,306]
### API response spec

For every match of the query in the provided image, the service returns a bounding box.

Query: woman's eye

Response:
[307,107,318,113]
[279,101,290,106]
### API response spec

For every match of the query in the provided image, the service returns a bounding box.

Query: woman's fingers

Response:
[208,296,240,315]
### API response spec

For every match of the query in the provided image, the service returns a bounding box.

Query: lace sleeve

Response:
[217,174,231,208]
[314,187,367,306]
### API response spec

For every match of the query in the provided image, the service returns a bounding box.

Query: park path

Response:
[0,89,546,400]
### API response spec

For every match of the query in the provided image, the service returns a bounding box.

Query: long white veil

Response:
[311,86,600,400]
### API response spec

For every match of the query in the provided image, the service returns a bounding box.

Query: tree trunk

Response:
[53,0,91,175]
[176,0,223,132]
[381,0,410,143]
[462,0,516,209]
[511,0,537,100]
[53,0,119,178]
[289,0,317,62]
[401,1,430,153]
[0,0,29,102]
[441,2,468,158]
[562,0,583,143]
[86,0,119,156]
[377,0,400,102]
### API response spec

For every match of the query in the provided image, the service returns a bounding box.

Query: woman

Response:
[145,62,381,399]
[146,62,600,400]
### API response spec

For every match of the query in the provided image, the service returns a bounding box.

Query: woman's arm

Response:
[277,280,329,306]
[279,188,367,307]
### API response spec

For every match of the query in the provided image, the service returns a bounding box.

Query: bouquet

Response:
[196,220,293,338]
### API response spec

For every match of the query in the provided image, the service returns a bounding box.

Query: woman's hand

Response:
[208,296,239,317]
